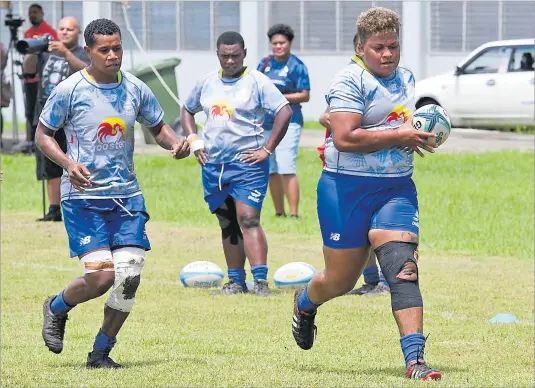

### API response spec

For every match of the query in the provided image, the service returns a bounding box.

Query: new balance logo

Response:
[248,190,262,203]
[79,236,91,246]
[329,232,341,241]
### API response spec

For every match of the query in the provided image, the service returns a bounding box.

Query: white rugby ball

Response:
[412,104,452,147]
[180,261,224,288]
[274,262,317,288]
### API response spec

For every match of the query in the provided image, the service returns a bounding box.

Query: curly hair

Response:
[267,24,295,43]
[357,7,400,44]
[84,18,121,47]
[216,31,245,50]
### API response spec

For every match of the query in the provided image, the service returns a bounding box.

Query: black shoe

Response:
[213,279,248,295]
[37,210,62,222]
[86,349,123,369]
[291,289,317,350]
[290,215,300,220]
[253,279,272,297]
[42,296,68,354]
[275,213,287,218]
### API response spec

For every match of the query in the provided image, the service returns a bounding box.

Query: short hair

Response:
[357,7,400,44]
[84,18,121,47]
[267,24,294,43]
[29,4,43,12]
[216,31,245,50]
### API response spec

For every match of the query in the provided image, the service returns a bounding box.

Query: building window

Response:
[430,1,535,53]
[112,1,240,51]
[267,1,402,54]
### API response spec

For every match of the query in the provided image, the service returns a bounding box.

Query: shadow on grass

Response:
[54,356,209,368]
[294,363,468,377]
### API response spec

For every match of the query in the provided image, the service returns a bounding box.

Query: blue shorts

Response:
[317,171,419,249]
[61,195,151,257]
[202,159,269,213]
[265,123,302,175]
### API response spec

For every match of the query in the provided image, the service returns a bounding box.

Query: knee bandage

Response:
[80,250,114,274]
[106,247,145,312]
[215,197,242,245]
[375,241,422,312]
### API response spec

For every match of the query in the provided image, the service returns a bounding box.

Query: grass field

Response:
[1,149,534,387]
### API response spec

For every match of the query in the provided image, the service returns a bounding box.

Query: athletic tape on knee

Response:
[80,250,114,274]
[215,198,242,245]
[375,241,422,312]
[106,247,145,312]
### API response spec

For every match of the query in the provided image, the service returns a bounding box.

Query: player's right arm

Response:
[328,72,436,156]
[180,79,208,165]
[35,86,91,190]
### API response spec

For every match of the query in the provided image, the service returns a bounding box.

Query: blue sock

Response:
[50,290,75,315]
[93,329,117,352]
[400,333,426,368]
[379,270,389,286]
[251,265,268,282]
[227,268,246,286]
[363,265,379,285]
[297,285,319,313]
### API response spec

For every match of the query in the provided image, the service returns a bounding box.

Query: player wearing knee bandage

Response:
[181,31,292,297]
[37,18,189,369]
[291,8,442,381]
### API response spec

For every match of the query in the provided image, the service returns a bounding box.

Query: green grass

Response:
[2,149,533,259]
[0,149,534,387]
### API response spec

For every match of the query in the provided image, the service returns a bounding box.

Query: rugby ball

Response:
[412,104,452,147]
[274,262,317,288]
[180,261,224,288]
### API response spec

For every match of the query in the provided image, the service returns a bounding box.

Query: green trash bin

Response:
[130,57,181,145]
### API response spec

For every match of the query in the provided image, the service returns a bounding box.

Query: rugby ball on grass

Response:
[412,104,452,147]
[180,261,224,288]
[274,262,317,288]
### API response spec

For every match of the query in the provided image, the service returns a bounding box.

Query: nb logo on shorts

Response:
[247,190,262,203]
[79,236,91,246]
[329,233,341,241]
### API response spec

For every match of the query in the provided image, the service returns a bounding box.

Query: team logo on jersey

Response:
[96,117,127,151]
[210,101,233,121]
[385,105,410,125]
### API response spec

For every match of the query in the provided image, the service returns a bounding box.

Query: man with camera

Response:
[16,3,58,154]
[30,16,89,221]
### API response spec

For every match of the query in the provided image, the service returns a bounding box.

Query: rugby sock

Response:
[379,270,389,286]
[251,265,268,282]
[93,329,117,352]
[400,333,426,368]
[49,204,60,213]
[227,268,246,286]
[50,290,75,314]
[363,265,379,285]
[297,285,319,313]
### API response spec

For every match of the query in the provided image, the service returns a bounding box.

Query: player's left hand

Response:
[240,147,270,166]
[171,139,190,159]
[48,41,68,57]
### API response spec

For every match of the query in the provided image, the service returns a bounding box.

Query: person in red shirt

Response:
[16,3,58,154]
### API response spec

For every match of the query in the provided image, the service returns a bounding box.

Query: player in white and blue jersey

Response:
[36,19,190,369]
[319,34,390,297]
[291,8,443,380]
[181,31,292,297]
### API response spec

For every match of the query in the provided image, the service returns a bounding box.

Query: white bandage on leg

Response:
[106,247,146,313]
[80,250,114,274]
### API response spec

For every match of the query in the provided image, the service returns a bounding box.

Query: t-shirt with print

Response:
[39,69,164,201]
[324,57,416,178]
[184,67,289,164]
[37,45,89,109]
[257,54,310,129]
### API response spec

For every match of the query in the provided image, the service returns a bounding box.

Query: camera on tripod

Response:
[4,12,24,29]
[15,33,53,54]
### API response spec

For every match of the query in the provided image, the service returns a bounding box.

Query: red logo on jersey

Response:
[210,102,233,121]
[97,117,127,144]
[386,105,410,124]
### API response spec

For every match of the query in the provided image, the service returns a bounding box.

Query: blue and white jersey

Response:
[184,67,289,164]
[257,54,310,128]
[39,69,164,201]
[325,57,416,178]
